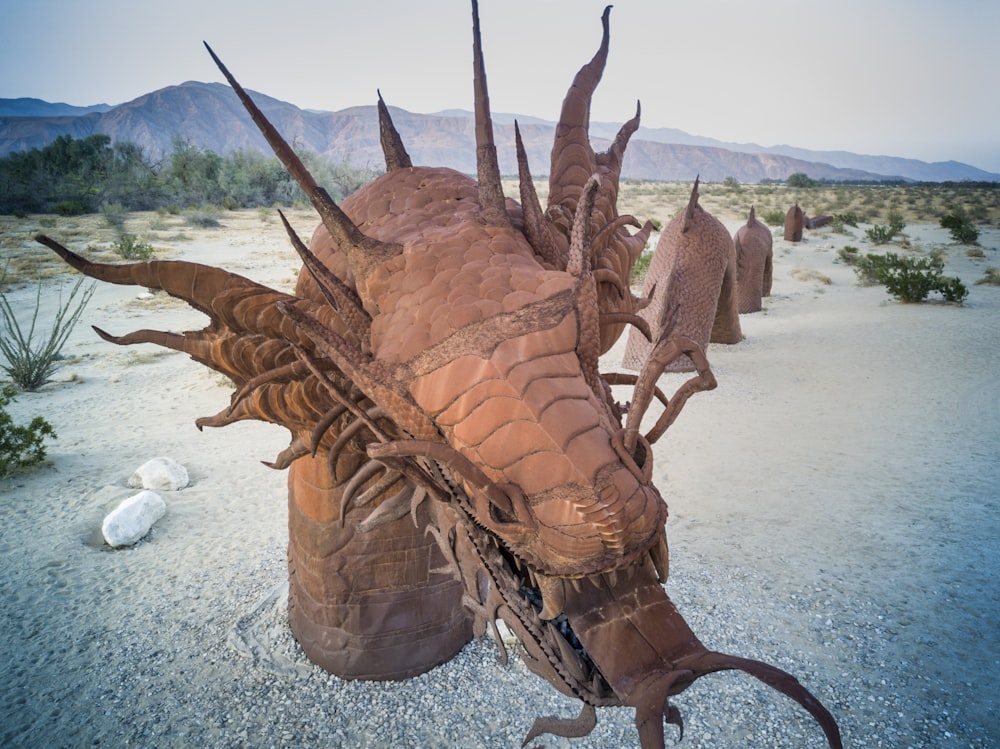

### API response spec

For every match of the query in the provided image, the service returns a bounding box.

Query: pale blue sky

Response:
[2,0,997,172]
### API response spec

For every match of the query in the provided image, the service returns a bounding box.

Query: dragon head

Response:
[38,3,842,747]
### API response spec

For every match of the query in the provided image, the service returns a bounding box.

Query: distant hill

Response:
[0,98,112,117]
[2,82,998,183]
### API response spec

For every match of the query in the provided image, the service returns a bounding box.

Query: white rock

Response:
[495,619,520,649]
[127,457,189,491]
[102,490,166,547]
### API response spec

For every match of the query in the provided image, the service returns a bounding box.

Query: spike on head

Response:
[682,176,701,233]
[203,41,401,298]
[470,0,509,227]
[377,90,412,171]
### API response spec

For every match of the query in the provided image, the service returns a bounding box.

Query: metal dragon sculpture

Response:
[37,3,842,747]
[622,179,742,373]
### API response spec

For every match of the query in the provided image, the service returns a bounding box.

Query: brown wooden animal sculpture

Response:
[38,4,842,748]
[734,206,774,313]
[784,203,804,241]
[622,179,742,373]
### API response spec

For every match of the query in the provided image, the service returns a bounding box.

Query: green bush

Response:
[184,205,222,228]
[852,251,968,304]
[111,234,154,260]
[52,199,89,216]
[101,202,127,231]
[0,385,56,477]
[940,212,979,244]
[787,172,817,188]
[837,246,860,265]
[631,252,652,286]
[761,209,785,226]
[0,269,96,390]
[865,214,905,244]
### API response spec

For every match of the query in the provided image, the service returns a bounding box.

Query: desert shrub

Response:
[940,211,980,244]
[111,234,154,260]
[52,199,88,216]
[834,212,860,227]
[762,209,785,226]
[101,202,127,231]
[0,269,96,390]
[837,246,860,265]
[184,205,222,228]
[852,251,968,303]
[865,214,906,244]
[926,246,948,265]
[631,252,652,286]
[975,267,1000,286]
[790,268,832,285]
[965,247,985,259]
[935,275,970,304]
[0,385,56,477]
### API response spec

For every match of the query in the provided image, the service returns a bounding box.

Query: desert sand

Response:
[1,208,997,748]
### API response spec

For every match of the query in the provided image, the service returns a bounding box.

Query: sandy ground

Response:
[0,210,997,748]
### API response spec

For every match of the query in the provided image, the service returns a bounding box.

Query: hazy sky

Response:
[2,0,998,173]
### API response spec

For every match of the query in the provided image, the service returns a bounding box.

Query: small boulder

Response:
[128,457,189,491]
[102,490,166,547]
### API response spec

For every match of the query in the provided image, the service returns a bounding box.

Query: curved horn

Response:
[548,5,611,218]
[597,100,641,178]
[624,333,717,454]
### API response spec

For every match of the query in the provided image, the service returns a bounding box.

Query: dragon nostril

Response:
[488,496,517,525]
[491,482,533,531]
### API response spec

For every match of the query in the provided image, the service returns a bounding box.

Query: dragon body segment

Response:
[39,4,842,747]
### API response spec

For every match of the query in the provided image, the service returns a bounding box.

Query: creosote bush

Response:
[852,251,968,304]
[762,209,785,226]
[865,212,906,244]
[0,385,56,476]
[837,245,860,265]
[112,234,154,260]
[940,211,980,244]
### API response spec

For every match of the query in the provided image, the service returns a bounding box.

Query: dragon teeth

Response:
[649,532,669,582]
[535,573,566,620]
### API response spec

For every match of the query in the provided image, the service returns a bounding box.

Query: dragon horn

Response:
[469,0,509,228]
[548,5,611,217]
[36,234,261,318]
[514,121,561,268]
[681,176,701,233]
[203,42,400,294]
[377,89,412,171]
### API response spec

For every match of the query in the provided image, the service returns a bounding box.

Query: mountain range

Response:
[2,81,997,184]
